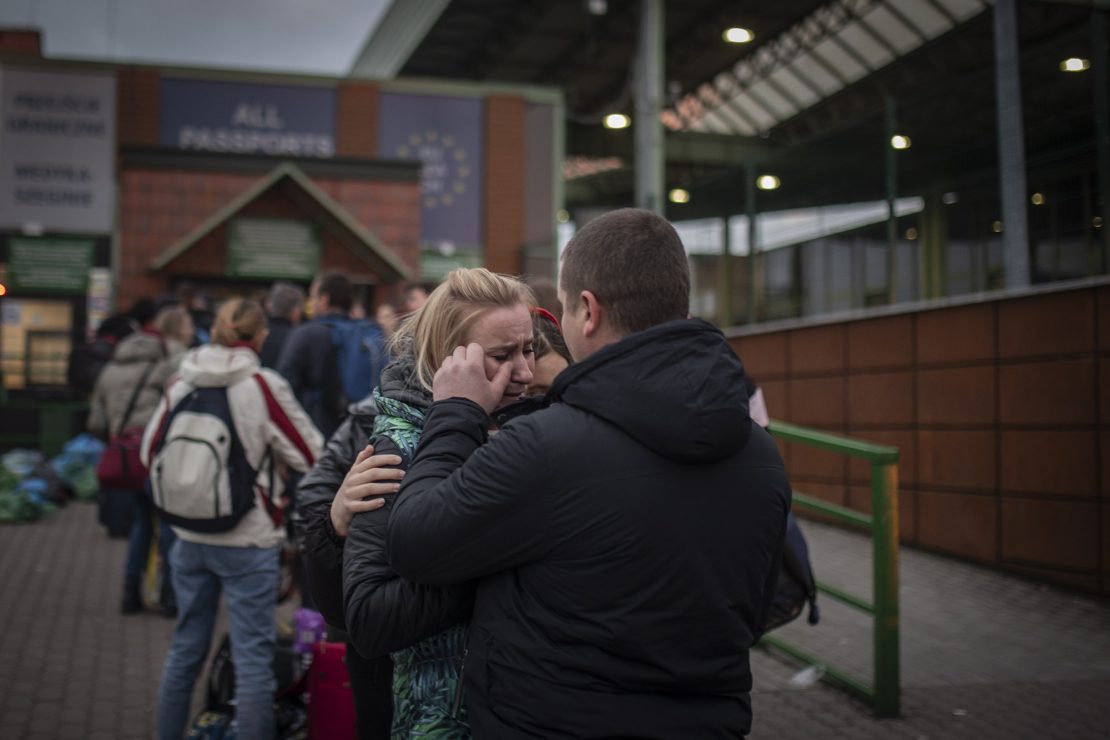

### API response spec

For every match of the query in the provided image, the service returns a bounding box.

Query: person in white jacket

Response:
[142,297,324,740]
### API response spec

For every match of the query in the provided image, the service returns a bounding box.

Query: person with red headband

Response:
[299,268,556,739]
[387,209,790,738]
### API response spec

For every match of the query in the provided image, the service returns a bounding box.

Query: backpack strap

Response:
[251,372,314,529]
[115,359,159,435]
[253,373,316,466]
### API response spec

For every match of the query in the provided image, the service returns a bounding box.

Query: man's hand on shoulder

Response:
[433,343,510,414]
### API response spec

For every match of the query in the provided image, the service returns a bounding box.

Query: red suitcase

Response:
[307,641,357,740]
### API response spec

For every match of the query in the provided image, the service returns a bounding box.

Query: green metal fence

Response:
[762,419,901,718]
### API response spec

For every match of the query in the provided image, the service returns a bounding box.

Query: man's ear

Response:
[581,290,603,338]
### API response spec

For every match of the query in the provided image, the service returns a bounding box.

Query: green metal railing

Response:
[762,419,901,718]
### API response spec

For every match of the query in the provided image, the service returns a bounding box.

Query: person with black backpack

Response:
[277,273,387,440]
[142,298,323,740]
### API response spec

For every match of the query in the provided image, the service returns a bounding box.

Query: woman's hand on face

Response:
[433,342,512,413]
[330,444,405,537]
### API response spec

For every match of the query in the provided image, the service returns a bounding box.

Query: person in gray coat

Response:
[89,305,193,615]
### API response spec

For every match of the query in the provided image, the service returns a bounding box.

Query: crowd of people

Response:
[77,208,789,739]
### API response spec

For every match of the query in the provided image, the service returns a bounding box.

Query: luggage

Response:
[202,626,308,740]
[307,641,357,740]
[185,709,235,739]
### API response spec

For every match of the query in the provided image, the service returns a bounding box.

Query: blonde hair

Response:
[211,298,267,347]
[154,306,193,344]
[395,268,535,392]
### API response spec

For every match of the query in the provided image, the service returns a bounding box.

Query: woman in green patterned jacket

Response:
[342,268,540,738]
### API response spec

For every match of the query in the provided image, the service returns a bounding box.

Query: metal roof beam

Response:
[567,126,776,165]
[347,0,451,79]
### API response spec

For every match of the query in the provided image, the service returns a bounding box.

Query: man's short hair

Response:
[268,282,305,319]
[316,272,353,312]
[560,208,690,334]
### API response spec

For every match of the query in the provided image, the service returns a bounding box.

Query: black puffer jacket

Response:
[295,394,379,631]
[387,318,791,739]
[342,355,476,661]
[294,394,395,740]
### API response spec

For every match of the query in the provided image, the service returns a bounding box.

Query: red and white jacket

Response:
[141,344,324,548]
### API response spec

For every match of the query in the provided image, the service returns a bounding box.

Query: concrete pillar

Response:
[993,0,1031,288]
[634,0,665,214]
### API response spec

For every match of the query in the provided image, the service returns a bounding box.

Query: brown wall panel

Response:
[998,290,1095,359]
[999,359,1097,426]
[1000,431,1098,497]
[760,379,787,421]
[1001,498,1100,570]
[1100,358,1110,425]
[789,325,845,374]
[793,480,847,508]
[785,442,846,481]
[847,315,914,370]
[918,430,997,491]
[731,332,787,378]
[848,484,916,541]
[917,490,998,563]
[788,376,846,427]
[848,430,915,486]
[916,366,996,425]
[734,282,1105,593]
[1103,434,1110,500]
[1098,286,1110,352]
[1103,505,1110,572]
[916,303,994,365]
[848,372,914,427]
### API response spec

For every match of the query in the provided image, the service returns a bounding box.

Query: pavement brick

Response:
[5,501,1110,739]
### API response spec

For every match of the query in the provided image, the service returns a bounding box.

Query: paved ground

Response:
[2,501,1109,739]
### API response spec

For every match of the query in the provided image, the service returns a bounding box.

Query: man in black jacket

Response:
[387,208,791,738]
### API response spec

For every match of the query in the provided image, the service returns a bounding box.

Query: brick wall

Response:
[117,168,421,308]
[336,82,379,158]
[0,29,41,56]
[483,95,526,274]
[116,68,160,147]
[730,281,1110,596]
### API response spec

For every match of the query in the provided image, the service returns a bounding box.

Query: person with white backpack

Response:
[142,298,324,740]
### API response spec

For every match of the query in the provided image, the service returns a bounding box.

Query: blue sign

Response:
[160,78,336,158]
[379,93,483,251]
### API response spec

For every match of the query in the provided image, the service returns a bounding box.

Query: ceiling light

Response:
[1031,193,1045,206]
[603,113,630,129]
[992,220,1003,234]
[756,174,780,191]
[669,188,690,204]
[1095,216,1104,229]
[905,227,918,241]
[587,0,608,15]
[724,27,754,44]
[556,209,571,224]
[1060,57,1090,72]
[890,135,911,150]
[942,192,959,205]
